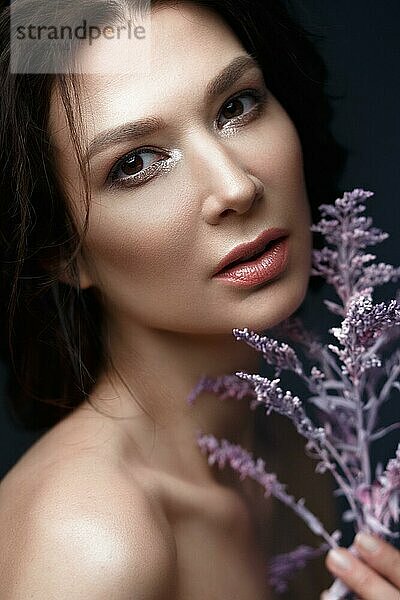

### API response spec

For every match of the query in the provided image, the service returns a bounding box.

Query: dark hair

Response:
[0,0,347,430]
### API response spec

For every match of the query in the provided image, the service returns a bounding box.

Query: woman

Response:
[0,0,398,598]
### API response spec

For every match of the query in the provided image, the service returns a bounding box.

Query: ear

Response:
[40,254,94,290]
[60,255,94,289]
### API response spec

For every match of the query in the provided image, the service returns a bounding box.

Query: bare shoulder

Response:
[0,445,177,599]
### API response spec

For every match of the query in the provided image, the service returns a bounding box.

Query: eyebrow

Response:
[84,54,262,164]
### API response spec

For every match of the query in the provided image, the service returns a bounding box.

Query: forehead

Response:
[49,3,245,143]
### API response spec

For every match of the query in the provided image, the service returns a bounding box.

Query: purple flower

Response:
[312,189,400,306]
[235,372,326,444]
[355,443,400,537]
[267,543,329,593]
[233,327,304,376]
[186,373,255,406]
[196,433,336,541]
[311,189,383,249]
[330,294,400,380]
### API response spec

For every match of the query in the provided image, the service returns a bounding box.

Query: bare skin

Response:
[0,400,272,599]
[321,536,400,600]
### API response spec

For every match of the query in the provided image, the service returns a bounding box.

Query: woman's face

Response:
[49,2,312,336]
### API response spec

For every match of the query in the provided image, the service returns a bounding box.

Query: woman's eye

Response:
[108,148,167,189]
[217,89,267,129]
[106,88,267,190]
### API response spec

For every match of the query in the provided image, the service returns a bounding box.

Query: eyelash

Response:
[106,87,268,191]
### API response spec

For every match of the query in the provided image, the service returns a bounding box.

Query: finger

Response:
[320,592,362,600]
[325,547,399,600]
[354,532,400,589]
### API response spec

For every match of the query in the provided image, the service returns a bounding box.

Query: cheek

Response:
[258,114,306,193]
[264,115,311,229]
[81,197,196,288]
[254,112,312,274]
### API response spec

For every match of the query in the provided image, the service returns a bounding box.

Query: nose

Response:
[196,137,265,225]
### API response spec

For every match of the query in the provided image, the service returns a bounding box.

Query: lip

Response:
[212,228,289,289]
[213,234,289,288]
[213,227,289,276]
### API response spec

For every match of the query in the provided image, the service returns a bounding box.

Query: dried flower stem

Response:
[189,189,400,598]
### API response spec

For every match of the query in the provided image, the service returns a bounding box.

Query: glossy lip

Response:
[212,227,289,276]
[213,236,289,288]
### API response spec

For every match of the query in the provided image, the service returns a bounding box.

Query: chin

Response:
[226,269,310,334]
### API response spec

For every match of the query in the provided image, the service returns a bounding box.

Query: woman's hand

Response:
[320,532,400,600]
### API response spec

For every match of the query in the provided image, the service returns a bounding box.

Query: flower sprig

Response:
[188,189,400,598]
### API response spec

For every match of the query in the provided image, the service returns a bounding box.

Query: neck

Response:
[84,318,262,486]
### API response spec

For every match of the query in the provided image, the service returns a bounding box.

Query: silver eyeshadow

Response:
[107,147,184,191]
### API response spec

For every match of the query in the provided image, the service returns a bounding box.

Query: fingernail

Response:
[320,591,331,600]
[355,531,379,553]
[327,549,351,571]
